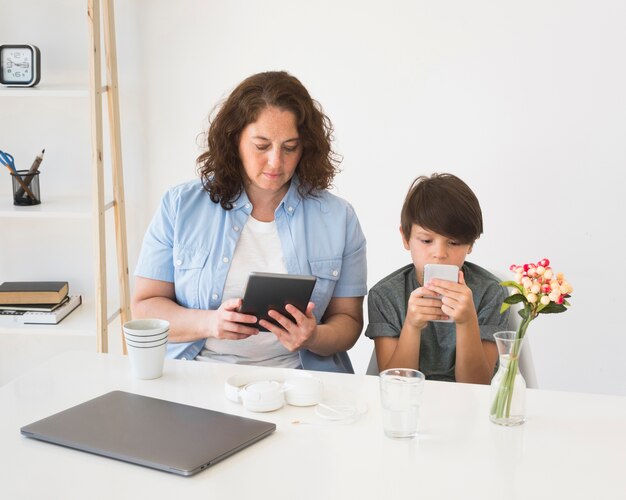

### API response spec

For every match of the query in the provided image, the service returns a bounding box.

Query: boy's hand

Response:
[405,287,450,330]
[423,270,477,325]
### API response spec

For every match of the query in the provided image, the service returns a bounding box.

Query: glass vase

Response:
[489,330,526,426]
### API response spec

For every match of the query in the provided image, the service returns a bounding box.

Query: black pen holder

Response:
[11,169,41,206]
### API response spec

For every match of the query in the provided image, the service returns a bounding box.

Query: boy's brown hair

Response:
[400,173,483,244]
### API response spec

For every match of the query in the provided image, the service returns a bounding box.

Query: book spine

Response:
[0,311,25,326]
[21,296,82,325]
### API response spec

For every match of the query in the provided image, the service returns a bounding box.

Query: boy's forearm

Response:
[454,321,494,384]
[378,323,422,371]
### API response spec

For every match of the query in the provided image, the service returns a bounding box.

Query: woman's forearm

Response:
[305,312,362,356]
[131,296,212,343]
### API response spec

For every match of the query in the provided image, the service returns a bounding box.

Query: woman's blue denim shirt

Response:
[134,176,367,373]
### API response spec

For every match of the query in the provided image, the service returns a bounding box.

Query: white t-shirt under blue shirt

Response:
[198,216,301,368]
[134,175,367,373]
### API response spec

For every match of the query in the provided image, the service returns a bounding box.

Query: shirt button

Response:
[287,206,294,212]
[233,226,240,232]
[181,357,187,361]
[245,203,251,209]
[332,269,339,277]
[222,257,229,263]
[175,259,182,266]
[212,293,219,300]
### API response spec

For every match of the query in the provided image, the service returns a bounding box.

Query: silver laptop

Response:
[20,390,276,476]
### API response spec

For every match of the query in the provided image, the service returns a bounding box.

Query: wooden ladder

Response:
[87,0,131,353]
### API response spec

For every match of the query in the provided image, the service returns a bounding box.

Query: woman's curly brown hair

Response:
[197,71,341,209]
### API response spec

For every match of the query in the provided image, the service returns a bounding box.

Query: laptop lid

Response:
[20,390,276,476]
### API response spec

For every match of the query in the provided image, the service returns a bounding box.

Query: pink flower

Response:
[503,258,573,318]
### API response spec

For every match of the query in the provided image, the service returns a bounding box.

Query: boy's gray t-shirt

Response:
[365,261,509,382]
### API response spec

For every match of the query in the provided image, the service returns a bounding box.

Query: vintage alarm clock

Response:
[0,44,41,87]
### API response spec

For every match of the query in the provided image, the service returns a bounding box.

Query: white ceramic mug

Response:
[123,318,169,337]
[123,319,169,380]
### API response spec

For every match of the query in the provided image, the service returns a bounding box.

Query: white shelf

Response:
[0,195,92,219]
[0,84,88,98]
[0,298,95,337]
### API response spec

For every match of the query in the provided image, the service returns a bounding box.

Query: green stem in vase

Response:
[491,309,532,419]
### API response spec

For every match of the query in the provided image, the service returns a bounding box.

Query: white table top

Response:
[1,351,625,500]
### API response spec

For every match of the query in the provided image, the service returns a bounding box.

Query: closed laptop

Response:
[21,390,276,476]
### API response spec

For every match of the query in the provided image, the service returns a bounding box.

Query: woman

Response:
[132,71,367,373]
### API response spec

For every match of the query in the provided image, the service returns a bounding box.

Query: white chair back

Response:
[366,349,379,375]
[506,307,539,389]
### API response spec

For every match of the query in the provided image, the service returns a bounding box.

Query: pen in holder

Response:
[11,169,41,206]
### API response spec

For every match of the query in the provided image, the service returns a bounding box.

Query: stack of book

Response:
[0,281,82,325]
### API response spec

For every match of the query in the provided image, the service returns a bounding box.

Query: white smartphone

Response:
[422,264,459,322]
[423,264,459,287]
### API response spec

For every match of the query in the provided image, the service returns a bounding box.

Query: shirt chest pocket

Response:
[173,247,210,308]
[309,258,342,319]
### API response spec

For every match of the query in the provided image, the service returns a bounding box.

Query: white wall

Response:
[3,1,625,395]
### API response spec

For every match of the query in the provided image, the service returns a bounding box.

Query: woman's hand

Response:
[423,271,477,325]
[260,302,318,352]
[207,298,260,340]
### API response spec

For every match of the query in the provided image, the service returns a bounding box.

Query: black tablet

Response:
[239,272,317,331]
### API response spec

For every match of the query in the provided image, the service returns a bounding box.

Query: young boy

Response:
[365,173,508,384]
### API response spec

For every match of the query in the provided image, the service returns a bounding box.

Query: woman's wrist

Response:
[197,308,216,340]
[300,324,320,352]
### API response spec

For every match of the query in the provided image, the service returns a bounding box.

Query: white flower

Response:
[549,290,560,302]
